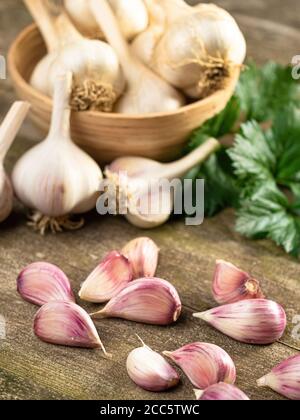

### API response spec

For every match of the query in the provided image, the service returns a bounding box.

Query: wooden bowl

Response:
[8,24,240,163]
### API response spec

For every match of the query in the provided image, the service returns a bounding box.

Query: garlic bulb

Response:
[257,354,300,400]
[122,237,159,279]
[17,262,75,306]
[127,337,180,392]
[65,0,149,41]
[195,383,250,401]
[12,72,103,234]
[26,0,125,112]
[89,0,185,114]
[104,138,220,228]
[0,102,30,223]
[212,260,264,305]
[91,277,182,325]
[163,342,236,390]
[135,0,246,99]
[194,299,287,345]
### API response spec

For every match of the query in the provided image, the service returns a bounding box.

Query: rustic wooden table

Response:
[0,0,300,401]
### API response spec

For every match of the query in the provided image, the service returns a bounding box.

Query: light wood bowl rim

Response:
[8,23,240,121]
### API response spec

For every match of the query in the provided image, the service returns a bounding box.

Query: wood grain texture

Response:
[0,0,300,401]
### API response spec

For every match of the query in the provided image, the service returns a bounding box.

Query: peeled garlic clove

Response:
[127,337,180,392]
[194,299,287,345]
[195,383,250,401]
[257,354,300,400]
[34,301,109,355]
[91,278,182,325]
[17,262,75,306]
[212,260,264,305]
[163,342,236,390]
[122,237,159,279]
[79,251,133,303]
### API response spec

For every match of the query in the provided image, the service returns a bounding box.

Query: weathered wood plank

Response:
[0,0,300,401]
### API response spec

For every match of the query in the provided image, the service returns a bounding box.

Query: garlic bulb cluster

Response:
[127,337,180,392]
[104,138,220,228]
[133,0,246,99]
[89,0,185,114]
[65,0,149,41]
[12,72,103,234]
[26,0,125,112]
[0,102,30,223]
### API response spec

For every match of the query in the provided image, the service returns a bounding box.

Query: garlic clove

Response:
[212,260,264,305]
[194,299,287,345]
[257,354,300,400]
[79,251,133,303]
[17,262,75,306]
[163,342,236,390]
[34,301,110,355]
[121,237,159,279]
[91,278,182,325]
[127,337,180,392]
[195,383,250,401]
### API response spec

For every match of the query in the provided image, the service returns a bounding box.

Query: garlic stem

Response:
[23,0,59,51]
[47,72,72,141]
[0,102,30,163]
[160,138,220,180]
[159,0,189,23]
[54,13,84,45]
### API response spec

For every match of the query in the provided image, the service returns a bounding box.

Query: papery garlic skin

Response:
[0,171,13,223]
[163,342,236,390]
[127,340,180,392]
[257,354,300,400]
[195,383,250,401]
[34,301,108,355]
[212,260,264,305]
[79,251,133,303]
[12,73,103,233]
[142,1,246,99]
[194,300,287,345]
[65,0,149,41]
[91,278,182,325]
[122,237,159,279]
[17,262,75,306]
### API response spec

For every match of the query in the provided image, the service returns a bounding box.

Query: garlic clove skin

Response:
[257,354,300,400]
[194,299,287,345]
[91,278,182,326]
[127,339,180,392]
[65,0,149,41]
[212,260,264,305]
[195,383,250,401]
[122,237,159,279]
[34,301,109,355]
[17,262,75,306]
[163,342,236,390]
[79,251,133,303]
[0,172,13,223]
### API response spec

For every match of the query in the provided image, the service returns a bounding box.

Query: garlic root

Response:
[0,102,30,223]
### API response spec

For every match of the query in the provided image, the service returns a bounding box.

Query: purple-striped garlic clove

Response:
[195,383,250,400]
[79,251,133,303]
[34,301,110,356]
[257,354,300,400]
[163,342,236,390]
[91,277,182,325]
[212,260,264,305]
[127,337,180,392]
[122,237,159,279]
[193,299,287,345]
[17,262,75,306]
